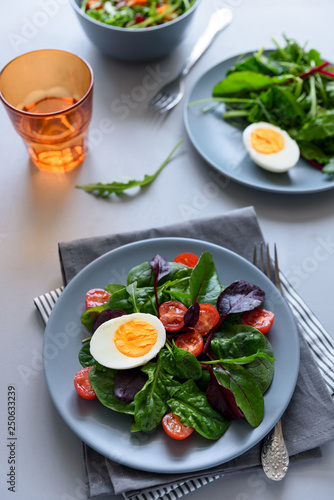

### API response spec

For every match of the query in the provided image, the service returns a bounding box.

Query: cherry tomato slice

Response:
[173,252,199,268]
[175,330,203,357]
[85,288,111,310]
[162,413,195,440]
[74,367,97,400]
[195,303,220,335]
[159,300,188,331]
[241,308,275,334]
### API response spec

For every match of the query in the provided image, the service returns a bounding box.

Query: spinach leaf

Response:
[211,325,266,359]
[213,71,290,97]
[205,366,245,421]
[212,363,264,427]
[167,379,230,440]
[244,336,275,393]
[127,261,188,288]
[105,287,134,312]
[133,360,179,432]
[81,305,105,332]
[189,251,222,305]
[159,342,202,380]
[104,283,126,294]
[78,342,95,368]
[126,282,140,313]
[88,366,135,415]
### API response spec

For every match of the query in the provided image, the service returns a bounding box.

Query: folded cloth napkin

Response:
[35,206,334,500]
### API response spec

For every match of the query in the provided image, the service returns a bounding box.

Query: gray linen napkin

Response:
[55,206,334,499]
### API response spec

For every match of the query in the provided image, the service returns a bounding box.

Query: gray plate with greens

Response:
[43,237,299,473]
[184,52,334,194]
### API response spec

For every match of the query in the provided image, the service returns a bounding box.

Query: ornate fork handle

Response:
[261,419,289,481]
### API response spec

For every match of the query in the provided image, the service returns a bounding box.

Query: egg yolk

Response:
[114,320,158,357]
[250,128,285,154]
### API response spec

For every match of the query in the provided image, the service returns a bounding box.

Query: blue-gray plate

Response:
[43,237,299,473]
[184,53,334,194]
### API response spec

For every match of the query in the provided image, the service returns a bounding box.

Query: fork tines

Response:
[253,243,282,293]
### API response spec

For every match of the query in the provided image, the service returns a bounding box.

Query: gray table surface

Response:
[1,0,334,499]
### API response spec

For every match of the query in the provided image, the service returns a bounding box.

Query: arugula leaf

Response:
[76,140,182,197]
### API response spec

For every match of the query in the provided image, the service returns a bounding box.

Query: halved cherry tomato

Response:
[86,0,103,9]
[241,308,275,334]
[173,252,199,268]
[162,413,195,440]
[74,367,97,400]
[85,288,111,310]
[195,303,220,335]
[159,300,188,331]
[175,331,203,357]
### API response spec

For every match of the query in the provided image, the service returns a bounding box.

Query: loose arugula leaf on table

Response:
[76,140,182,197]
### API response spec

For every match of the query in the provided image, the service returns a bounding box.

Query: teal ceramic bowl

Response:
[70,0,202,61]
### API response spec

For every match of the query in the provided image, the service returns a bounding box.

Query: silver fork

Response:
[253,243,289,481]
[148,8,233,113]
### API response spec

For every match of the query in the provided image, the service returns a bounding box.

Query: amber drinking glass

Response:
[0,49,93,173]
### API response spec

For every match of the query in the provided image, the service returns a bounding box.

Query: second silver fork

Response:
[148,8,233,113]
[254,243,289,481]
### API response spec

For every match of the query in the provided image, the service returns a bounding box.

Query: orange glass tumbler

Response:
[0,49,93,173]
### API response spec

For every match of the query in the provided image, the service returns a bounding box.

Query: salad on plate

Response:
[74,250,276,441]
[191,36,334,176]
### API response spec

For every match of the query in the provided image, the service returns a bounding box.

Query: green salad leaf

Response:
[76,140,182,197]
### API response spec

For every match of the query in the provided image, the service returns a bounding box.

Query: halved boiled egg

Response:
[90,312,166,370]
[242,122,300,173]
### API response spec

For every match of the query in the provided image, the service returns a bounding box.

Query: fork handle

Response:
[181,8,233,77]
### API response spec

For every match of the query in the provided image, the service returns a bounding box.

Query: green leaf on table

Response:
[76,140,182,197]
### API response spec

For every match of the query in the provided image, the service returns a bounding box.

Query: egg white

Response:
[242,122,300,173]
[90,312,166,370]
